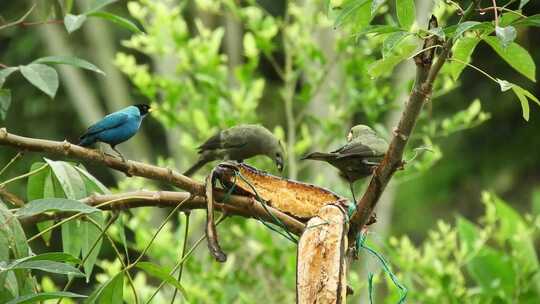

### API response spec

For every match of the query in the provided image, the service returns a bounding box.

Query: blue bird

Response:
[78,104,152,161]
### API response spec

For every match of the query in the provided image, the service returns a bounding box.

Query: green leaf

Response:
[382,31,409,57]
[19,64,59,98]
[6,291,86,304]
[45,159,87,199]
[0,89,11,121]
[64,14,87,33]
[513,14,540,28]
[81,213,104,282]
[368,37,417,78]
[136,262,187,299]
[0,202,33,295]
[467,247,516,297]
[357,25,402,36]
[85,272,123,304]
[75,166,110,195]
[396,0,415,29]
[0,67,19,87]
[453,21,481,38]
[495,26,517,48]
[15,198,100,218]
[371,0,385,15]
[511,85,540,121]
[26,162,48,201]
[86,0,118,13]
[62,220,82,261]
[19,252,80,264]
[512,86,530,121]
[87,12,142,33]
[520,0,530,9]
[457,216,479,254]
[483,36,536,82]
[33,56,105,75]
[333,0,371,28]
[447,37,481,81]
[0,260,84,277]
[26,163,55,245]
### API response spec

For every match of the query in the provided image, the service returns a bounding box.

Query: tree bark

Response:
[297,204,348,304]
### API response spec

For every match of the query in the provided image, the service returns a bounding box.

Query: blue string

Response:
[356,231,408,304]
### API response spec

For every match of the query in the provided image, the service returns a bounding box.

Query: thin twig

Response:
[57,212,119,304]
[492,0,499,27]
[0,4,36,30]
[0,152,22,178]
[170,212,190,304]
[88,214,140,304]
[447,58,499,83]
[0,163,48,188]
[145,215,227,304]
[27,196,153,242]
[126,195,192,269]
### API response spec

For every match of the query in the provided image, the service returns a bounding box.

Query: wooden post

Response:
[297,204,348,304]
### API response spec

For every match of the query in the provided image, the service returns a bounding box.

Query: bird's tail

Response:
[183,158,210,177]
[301,151,334,161]
[78,134,96,147]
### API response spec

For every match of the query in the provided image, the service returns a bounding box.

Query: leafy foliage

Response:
[379,192,540,303]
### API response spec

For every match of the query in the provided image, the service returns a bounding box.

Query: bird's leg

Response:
[110,145,127,162]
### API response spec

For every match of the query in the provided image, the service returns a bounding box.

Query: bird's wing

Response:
[198,130,247,151]
[83,112,130,137]
[333,141,379,158]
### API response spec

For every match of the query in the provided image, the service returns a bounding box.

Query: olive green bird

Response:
[184,124,285,176]
[302,125,388,201]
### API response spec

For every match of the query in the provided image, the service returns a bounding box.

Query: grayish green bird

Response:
[302,125,388,201]
[184,124,285,177]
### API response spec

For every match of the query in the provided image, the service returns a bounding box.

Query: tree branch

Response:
[0,128,305,235]
[17,189,305,236]
[0,128,203,193]
[348,2,478,240]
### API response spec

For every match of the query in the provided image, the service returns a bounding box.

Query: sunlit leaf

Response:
[33,56,105,75]
[371,0,385,15]
[333,0,370,28]
[0,260,84,277]
[467,247,516,296]
[87,12,142,33]
[396,0,415,29]
[85,272,123,304]
[512,14,540,28]
[453,21,481,38]
[5,291,86,304]
[447,37,481,81]
[382,31,409,57]
[483,36,536,82]
[64,14,87,33]
[19,64,59,98]
[15,198,99,218]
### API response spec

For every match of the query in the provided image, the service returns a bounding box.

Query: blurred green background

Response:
[1,0,540,303]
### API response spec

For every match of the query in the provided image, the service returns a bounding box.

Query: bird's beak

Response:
[347,131,353,142]
[148,108,155,113]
